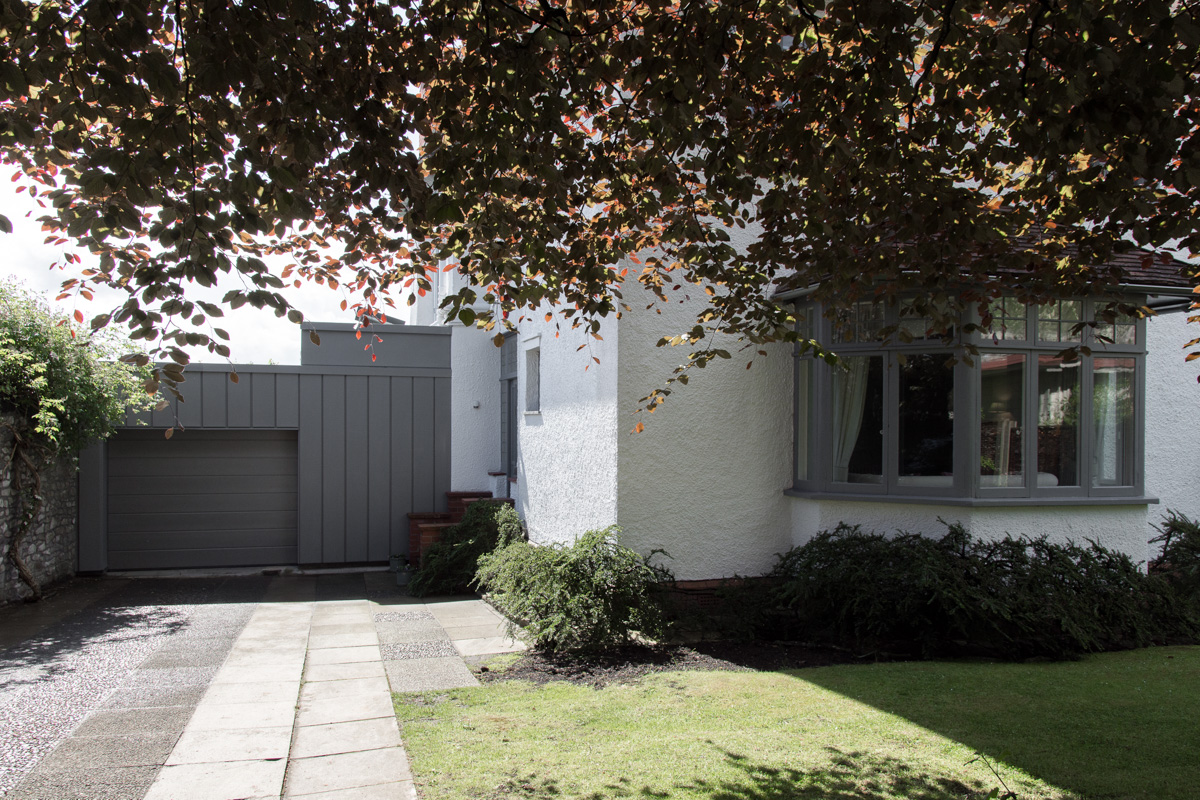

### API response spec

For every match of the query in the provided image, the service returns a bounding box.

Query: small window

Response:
[525,347,540,413]
[1037,300,1083,343]
[984,297,1027,342]
[834,301,885,344]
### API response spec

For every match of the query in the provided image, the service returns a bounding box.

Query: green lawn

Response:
[394,646,1199,800]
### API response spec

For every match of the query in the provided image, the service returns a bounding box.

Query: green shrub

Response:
[409,501,525,597]
[475,527,673,653]
[767,522,1198,660]
[1151,510,1200,607]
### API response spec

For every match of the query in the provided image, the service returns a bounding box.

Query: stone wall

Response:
[0,414,78,603]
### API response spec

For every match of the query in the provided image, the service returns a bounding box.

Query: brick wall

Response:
[0,414,78,604]
[407,492,517,567]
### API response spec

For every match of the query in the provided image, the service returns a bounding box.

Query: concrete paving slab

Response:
[223,649,307,668]
[289,782,416,800]
[167,727,293,765]
[289,717,402,759]
[203,680,299,705]
[6,764,160,800]
[305,645,381,665]
[185,700,298,731]
[296,692,395,727]
[139,648,230,669]
[211,662,304,684]
[373,612,441,627]
[299,675,390,702]
[453,636,528,657]
[126,665,220,687]
[303,661,386,682]
[283,747,410,796]
[426,606,500,623]
[309,622,376,635]
[33,732,179,769]
[440,622,510,640]
[144,758,287,800]
[72,707,194,738]
[376,626,453,644]
[380,641,459,659]
[384,657,478,692]
[227,639,309,655]
[304,614,369,623]
[236,628,309,642]
[101,684,207,710]
[307,632,379,649]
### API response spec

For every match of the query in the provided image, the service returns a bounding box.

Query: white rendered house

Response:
[405,256,1200,582]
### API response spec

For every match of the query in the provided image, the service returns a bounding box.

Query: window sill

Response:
[783,488,1158,507]
[523,410,541,416]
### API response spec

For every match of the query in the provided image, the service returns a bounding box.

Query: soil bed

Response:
[478,641,871,688]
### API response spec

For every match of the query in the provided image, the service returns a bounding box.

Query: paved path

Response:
[0,573,525,800]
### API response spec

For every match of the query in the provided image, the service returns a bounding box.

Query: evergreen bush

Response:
[409,500,524,596]
[766,522,1198,660]
[475,527,673,653]
[1151,510,1200,611]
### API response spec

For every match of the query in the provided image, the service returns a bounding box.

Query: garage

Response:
[78,322,453,572]
[106,430,298,570]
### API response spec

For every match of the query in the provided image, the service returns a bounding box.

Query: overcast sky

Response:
[1,171,364,365]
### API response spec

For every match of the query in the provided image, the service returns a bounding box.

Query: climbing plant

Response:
[0,280,154,599]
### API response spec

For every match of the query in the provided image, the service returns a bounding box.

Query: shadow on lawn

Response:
[792,649,1200,800]
[492,748,996,800]
[671,747,993,800]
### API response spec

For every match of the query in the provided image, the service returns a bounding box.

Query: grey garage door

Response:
[107,430,298,570]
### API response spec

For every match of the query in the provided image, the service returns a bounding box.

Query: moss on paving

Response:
[394,646,1199,800]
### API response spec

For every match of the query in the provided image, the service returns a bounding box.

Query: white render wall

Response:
[1145,310,1200,539]
[515,311,620,545]
[789,498,1151,563]
[615,292,795,580]
[449,324,501,492]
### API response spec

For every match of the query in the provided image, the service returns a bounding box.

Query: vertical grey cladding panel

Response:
[201,371,227,427]
[227,371,252,427]
[390,377,414,557]
[125,405,150,428]
[251,373,276,428]
[367,376,392,562]
[77,441,107,572]
[301,325,451,370]
[412,378,436,513]
[176,380,203,428]
[434,377,451,509]
[276,373,300,427]
[344,376,370,562]
[321,375,347,563]
[297,374,323,563]
[151,394,176,429]
[499,381,509,476]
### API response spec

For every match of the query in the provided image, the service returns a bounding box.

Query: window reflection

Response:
[980,353,1024,487]
[1037,355,1080,487]
[898,355,955,487]
[1093,357,1136,487]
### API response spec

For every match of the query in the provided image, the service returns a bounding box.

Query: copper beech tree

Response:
[1,0,1198,405]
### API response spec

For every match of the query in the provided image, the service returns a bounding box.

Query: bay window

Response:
[791,297,1147,504]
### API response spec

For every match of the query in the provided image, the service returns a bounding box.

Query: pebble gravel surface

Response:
[0,577,269,799]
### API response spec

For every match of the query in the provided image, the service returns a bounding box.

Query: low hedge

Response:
[764,521,1199,660]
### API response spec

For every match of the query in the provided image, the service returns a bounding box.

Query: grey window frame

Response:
[790,297,1148,504]
[500,333,519,481]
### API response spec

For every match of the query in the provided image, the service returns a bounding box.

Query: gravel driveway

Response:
[0,577,269,799]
